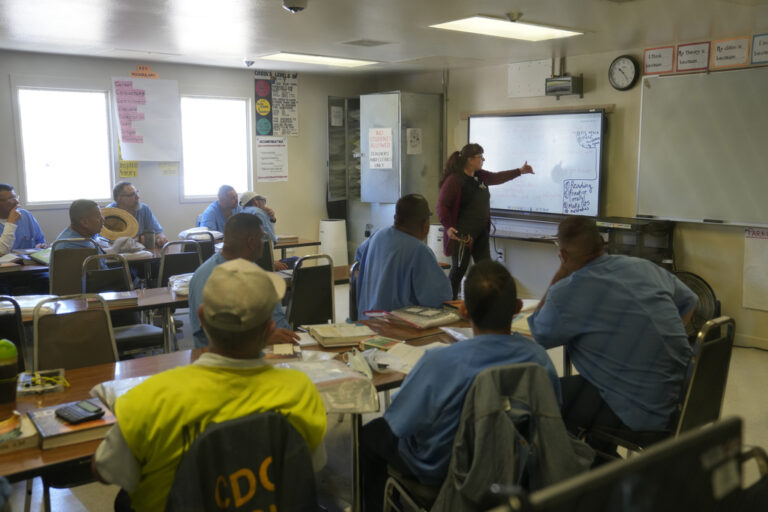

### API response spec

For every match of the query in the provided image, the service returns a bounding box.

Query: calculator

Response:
[55,400,105,424]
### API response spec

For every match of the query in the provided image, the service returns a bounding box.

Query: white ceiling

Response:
[1,0,767,73]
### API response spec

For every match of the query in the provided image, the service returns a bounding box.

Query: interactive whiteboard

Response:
[468,110,605,217]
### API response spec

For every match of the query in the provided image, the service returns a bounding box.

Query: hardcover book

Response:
[28,397,115,450]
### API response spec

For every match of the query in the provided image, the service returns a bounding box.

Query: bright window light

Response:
[261,52,377,68]
[430,16,582,41]
[180,97,250,198]
[17,88,112,203]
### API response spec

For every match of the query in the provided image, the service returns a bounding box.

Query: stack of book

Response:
[27,397,115,450]
[97,291,139,307]
[0,412,39,455]
[305,323,376,347]
[389,306,461,329]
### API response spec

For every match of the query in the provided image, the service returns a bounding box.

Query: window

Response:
[17,88,112,204]
[180,96,250,199]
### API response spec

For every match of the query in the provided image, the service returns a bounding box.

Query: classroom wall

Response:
[0,49,373,258]
[377,52,767,349]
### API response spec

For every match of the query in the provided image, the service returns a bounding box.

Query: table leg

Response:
[162,306,171,353]
[352,413,362,512]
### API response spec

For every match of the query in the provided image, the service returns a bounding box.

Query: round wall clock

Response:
[608,55,640,91]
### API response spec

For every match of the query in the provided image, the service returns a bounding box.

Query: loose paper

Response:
[743,227,768,311]
[406,128,422,155]
[112,77,182,161]
[256,136,288,182]
[159,162,178,175]
[368,128,393,169]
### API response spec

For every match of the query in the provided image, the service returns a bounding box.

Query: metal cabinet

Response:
[327,97,361,201]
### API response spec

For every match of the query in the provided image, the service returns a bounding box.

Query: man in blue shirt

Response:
[108,182,168,247]
[360,261,560,511]
[355,194,452,317]
[0,183,45,250]
[188,213,298,348]
[240,191,277,243]
[528,216,697,441]
[199,185,242,232]
[55,200,108,250]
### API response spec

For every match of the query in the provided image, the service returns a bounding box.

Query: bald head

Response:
[222,213,263,259]
[557,216,605,267]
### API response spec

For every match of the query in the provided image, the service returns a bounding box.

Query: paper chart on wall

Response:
[112,78,182,161]
[256,136,288,182]
[743,227,768,311]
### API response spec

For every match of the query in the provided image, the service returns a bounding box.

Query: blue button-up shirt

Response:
[528,254,698,430]
[0,209,45,250]
[384,333,561,485]
[106,202,163,235]
[199,201,242,232]
[355,226,452,317]
[243,206,277,243]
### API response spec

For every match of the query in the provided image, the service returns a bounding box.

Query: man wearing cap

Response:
[240,191,277,243]
[0,183,45,251]
[55,199,109,250]
[108,182,168,247]
[354,194,452,317]
[199,184,242,232]
[189,213,298,347]
[94,258,327,511]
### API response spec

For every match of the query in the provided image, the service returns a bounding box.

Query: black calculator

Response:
[55,400,105,424]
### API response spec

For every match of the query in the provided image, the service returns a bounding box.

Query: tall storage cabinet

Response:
[327,97,361,201]
[360,91,442,208]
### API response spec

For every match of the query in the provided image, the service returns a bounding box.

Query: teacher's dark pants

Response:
[448,230,491,299]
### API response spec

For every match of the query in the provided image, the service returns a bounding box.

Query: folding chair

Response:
[587,316,736,453]
[286,254,334,329]
[0,296,27,373]
[157,240,203,287]
[349,261,359,322]
[49,238,99,295]
[256,239,276,271]
[183,230,215,263]
[82,254,164,358]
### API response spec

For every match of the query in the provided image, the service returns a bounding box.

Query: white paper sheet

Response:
[743,227,768,311]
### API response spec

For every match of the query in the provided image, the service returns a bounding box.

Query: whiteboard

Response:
[469,111,604,217]
[636,67,768,226]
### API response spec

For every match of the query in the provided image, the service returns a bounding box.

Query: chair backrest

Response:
[50,238,100,295]
[183,231,215,263]
[256,239,275,271]
[81,254,133,293]
[165,411,317,512]
[349,261,359,322]
[157,241,203,287]
[33,294,119,371]
[0,296,27,373]
[286,254,334,329]
[675,316,735,435]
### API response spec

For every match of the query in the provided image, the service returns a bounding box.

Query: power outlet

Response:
[495,247,505,263]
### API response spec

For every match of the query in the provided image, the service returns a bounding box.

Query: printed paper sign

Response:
[254,71,298,136]
[712,37,749,68]
[751,33,768,64]
[256,136,288,182]
[644,46,675,75]
[368,128,393,169]
[743,227,768,311]
[330,106,344,127]
[406,128,423,155]
[677,42,710,72]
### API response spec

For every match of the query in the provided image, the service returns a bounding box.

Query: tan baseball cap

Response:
[239,191,267,207]
[202,258,286,332]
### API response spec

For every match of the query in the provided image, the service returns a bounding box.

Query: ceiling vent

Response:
[341,39,391,47]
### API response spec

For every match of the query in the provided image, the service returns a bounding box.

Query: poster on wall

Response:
[712,37,750,68]
[751,33,768,64]
[254,71,298,136]
[112,78,181,161]
[256,136,288,182]
[743,227,768,311]
[368,128,393,169]
[676,42,710,72]
[643,46,675,75]
[254,75,274,136]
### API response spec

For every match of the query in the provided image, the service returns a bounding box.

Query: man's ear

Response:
[514,298,523,315]
[197,305,205,326]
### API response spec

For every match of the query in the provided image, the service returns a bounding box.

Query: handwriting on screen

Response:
[468,111,604,217]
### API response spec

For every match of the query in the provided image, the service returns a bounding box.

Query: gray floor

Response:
[11,284,768,510]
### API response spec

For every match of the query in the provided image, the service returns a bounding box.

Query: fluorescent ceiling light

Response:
[430,16,582,42]
[261,52,377,68]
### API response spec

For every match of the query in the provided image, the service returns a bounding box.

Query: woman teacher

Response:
[437,143,534,298]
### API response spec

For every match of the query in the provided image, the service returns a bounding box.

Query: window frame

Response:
[178,93,253,204]
[10,74,116,209]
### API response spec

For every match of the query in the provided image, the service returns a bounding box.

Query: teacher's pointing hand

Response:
[520,161,534,175]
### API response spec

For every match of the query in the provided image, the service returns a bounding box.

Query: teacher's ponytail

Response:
[440,143,484,185]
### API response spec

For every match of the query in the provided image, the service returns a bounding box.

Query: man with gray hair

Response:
[354,194,452,317]
[94,258,327,511]
[199,184,242,232]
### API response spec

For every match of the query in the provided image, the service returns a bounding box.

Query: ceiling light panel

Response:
[430,16,582,42]
[261,52,378,68]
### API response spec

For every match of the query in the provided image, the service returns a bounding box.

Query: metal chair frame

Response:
[286,254,335,329]
[49,238,100,295]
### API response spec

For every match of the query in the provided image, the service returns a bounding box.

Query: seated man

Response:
[55,199,107,250]
[528,216,697,439]
[240,191,277,243]
[199,184,242,232]
[108,182,168,247]
[188,213,298,348]
[0,183,45,251]
[94,258,327,511]
[355,194,452,316]
[360,261,561,510]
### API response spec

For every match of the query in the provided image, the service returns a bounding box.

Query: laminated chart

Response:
[112,78,182,161]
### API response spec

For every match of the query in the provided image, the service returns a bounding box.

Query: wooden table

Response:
[275,238,320,259]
